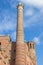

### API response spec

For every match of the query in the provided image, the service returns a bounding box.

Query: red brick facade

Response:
[0,36,36,65]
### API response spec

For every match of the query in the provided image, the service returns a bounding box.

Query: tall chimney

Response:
[15,3,25,65]
[16,3,24,44]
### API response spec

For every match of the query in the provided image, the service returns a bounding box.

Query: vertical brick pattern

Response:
[15,4,25,65]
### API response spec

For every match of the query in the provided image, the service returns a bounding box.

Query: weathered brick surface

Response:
[0,36,36,65]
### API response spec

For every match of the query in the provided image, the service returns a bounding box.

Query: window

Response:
[30,43,32,48]
[0,42,1,45]
[13,59,15,61]
[14,49,16,52]
[0,42,1,51]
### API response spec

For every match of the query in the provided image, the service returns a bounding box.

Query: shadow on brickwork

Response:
[10,42,16,65]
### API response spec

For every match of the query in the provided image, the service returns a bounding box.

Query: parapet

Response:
[27,41,35,49]
[0,35,11,41]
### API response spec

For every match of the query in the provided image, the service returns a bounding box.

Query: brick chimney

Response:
[15,3,26,65]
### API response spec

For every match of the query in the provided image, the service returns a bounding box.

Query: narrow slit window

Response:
[13,59,15,61]
[14,49,16,52]
[0,42,1,51]
[30,43,32,48]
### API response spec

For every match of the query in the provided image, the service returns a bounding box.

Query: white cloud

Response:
[0,10,16,32]
[33,37,40,44]
[33,32,43,45]
[0,9,17,41]
[39,32,43,44]
[25,9,34,16]
[24,10,43,28]
[20,0,43,8]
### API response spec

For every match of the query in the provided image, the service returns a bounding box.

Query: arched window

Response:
[30,43,32,48]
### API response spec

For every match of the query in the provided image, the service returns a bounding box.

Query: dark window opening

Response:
[30,43,32,48]
[13,59,15,61]
[0,42,1,51]
[0,42,1,45]
[14,50,16,52]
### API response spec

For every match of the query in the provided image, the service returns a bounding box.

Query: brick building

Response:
[0,3,37,65]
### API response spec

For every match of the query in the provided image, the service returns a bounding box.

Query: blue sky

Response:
[0,0,43,65]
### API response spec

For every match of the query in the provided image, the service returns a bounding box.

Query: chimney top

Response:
[17,3,24,8]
